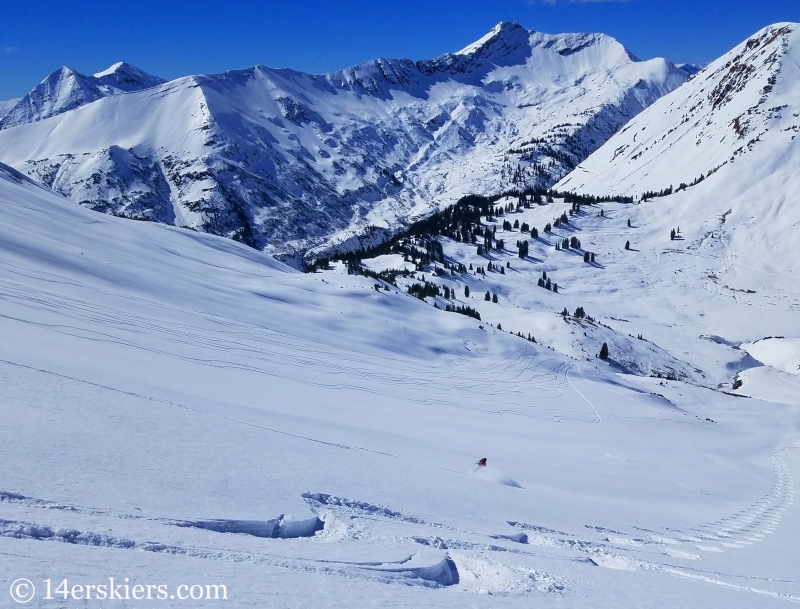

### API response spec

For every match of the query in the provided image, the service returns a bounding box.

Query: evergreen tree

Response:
[497,323,502,330]
[485,291,491,301]
[599,342,609,360]
[591,253,595,262]
[492,293,498,303]
[553,283,558,293]
[584,251,590,263]
[670,228,676,240]
[531,227,538,238]
[627,219,631,227]
[464,285,470,298]
[500,267,505,274]
[625,241,631,250]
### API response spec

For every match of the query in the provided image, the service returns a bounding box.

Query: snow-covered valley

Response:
[1,20,800,609]
[2,135,800,607]
[0,23,687,264]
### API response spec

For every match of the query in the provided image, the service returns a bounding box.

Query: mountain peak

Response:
[93,62,165,92]
[556,22,799,198]
[93,61,128,78]
[455,21,529,56]
[0,62,166,130]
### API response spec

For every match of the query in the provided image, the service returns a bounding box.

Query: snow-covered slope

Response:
[558,23,797,197]
[0,23,687,265]
[1,151,800,608]
[0,98,20,120]
[556,23,800,272]
[0,62,165,130]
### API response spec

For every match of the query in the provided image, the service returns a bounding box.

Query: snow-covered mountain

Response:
[0,23,687,265]
[0,62,165,130]
[558,23,796,197]
[0,98,20,121]
[676,62,704,75]
[556,23,800,276]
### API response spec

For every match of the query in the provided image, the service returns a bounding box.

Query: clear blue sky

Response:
[1,0,798,100]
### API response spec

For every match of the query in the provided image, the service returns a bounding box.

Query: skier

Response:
[476,457,487,468]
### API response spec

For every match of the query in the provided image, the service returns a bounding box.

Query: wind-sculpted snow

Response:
[0,22,687,265]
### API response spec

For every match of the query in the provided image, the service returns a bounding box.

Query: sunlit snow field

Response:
[0,151,799,609]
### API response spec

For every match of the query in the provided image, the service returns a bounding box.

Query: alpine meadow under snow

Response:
[1,20,800,609]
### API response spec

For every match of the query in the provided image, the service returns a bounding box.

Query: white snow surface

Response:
[0,62,165,130]
[0,22,687,264]
[1,133,800,609]
[0,98,20,120]
[558,23,799,203]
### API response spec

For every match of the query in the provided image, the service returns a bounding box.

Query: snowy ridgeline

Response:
[1,136,800,609]
[0,22,687,264]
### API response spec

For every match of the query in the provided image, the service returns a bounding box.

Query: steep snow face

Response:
[0,98,20,120]
[558,23,798,196]
[0,63,165,130]
[92,61,166,92]
[556,23,800,276]
[0,22,687,265]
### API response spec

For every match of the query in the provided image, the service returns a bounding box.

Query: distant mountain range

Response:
[0,62,166,129]
[0,23,688,265]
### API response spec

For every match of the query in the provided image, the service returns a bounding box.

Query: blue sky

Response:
[1,0,798,100]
